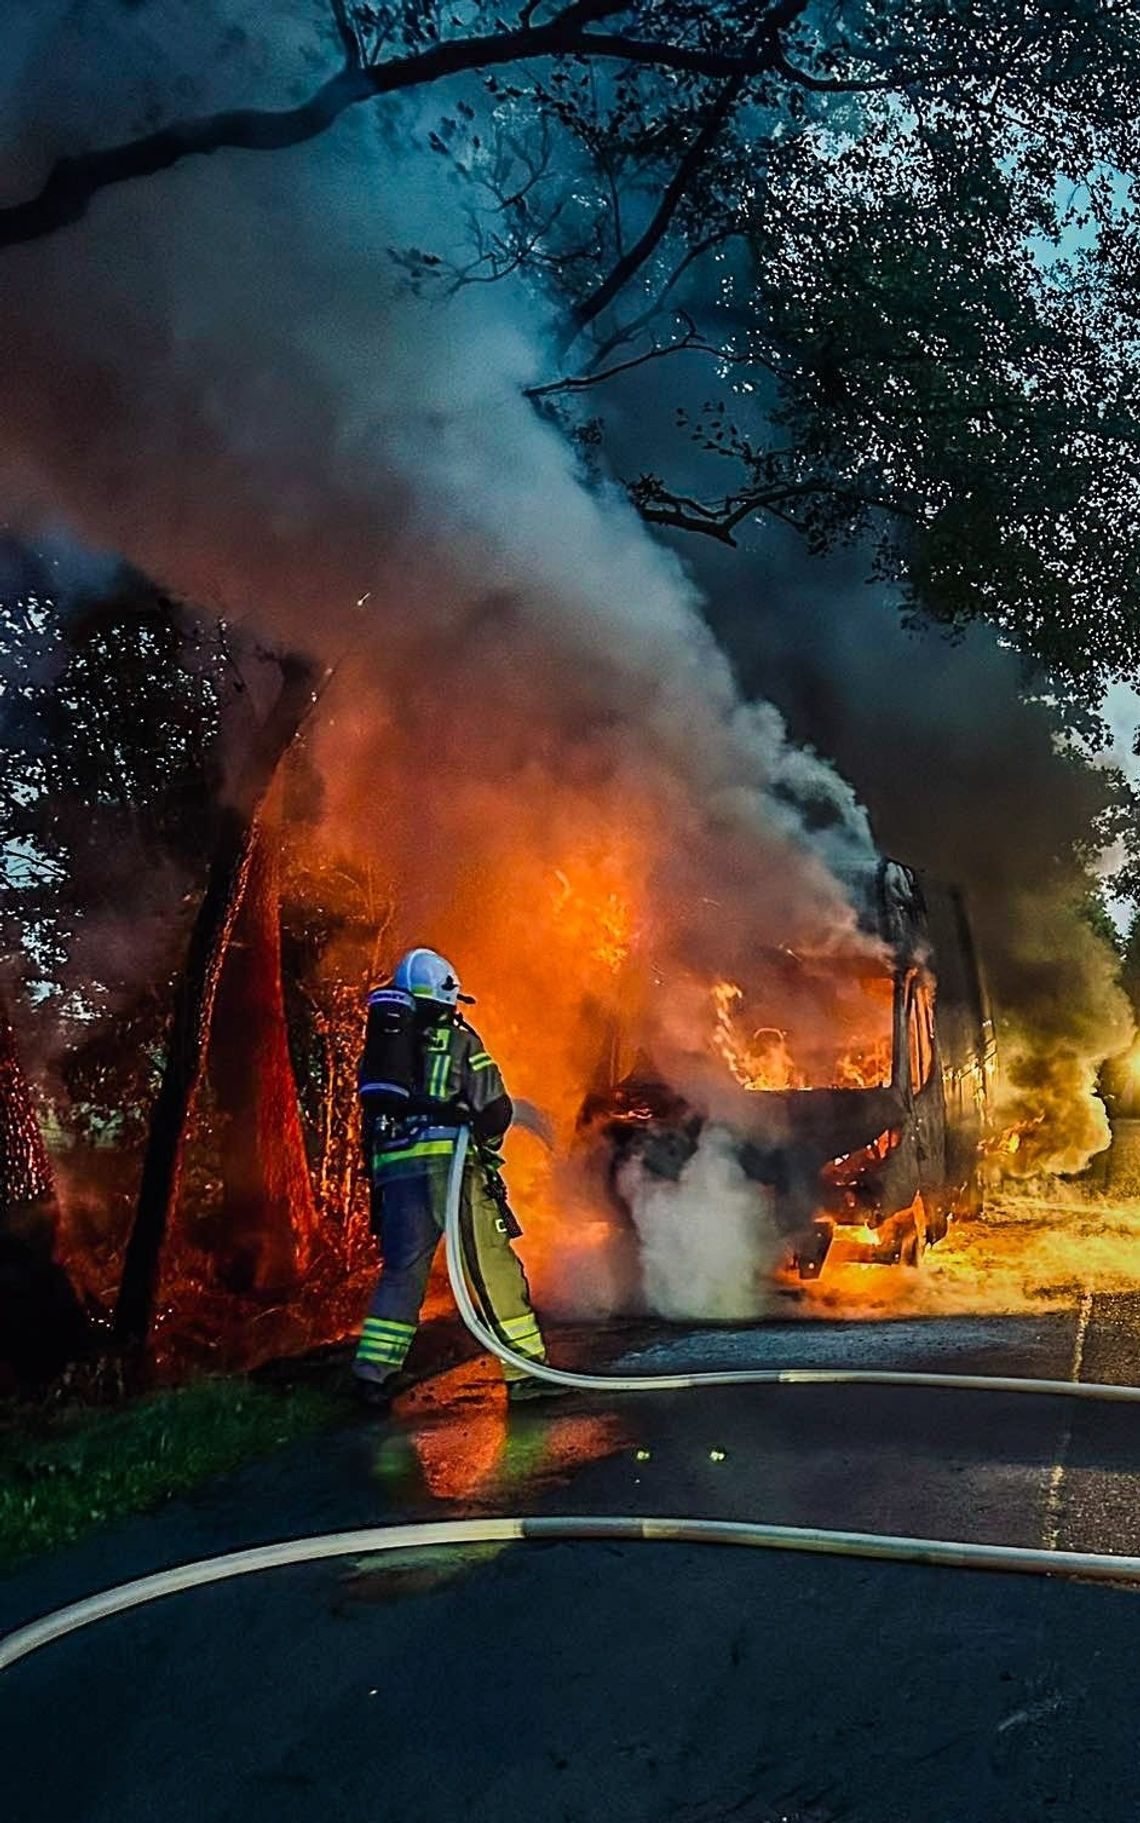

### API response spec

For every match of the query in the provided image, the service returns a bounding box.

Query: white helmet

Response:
[393,947,471,1008]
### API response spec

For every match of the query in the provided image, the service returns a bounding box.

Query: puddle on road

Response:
[338,1362,629,1604]
[371,1359,628,1506]
[337,1539,508,1604]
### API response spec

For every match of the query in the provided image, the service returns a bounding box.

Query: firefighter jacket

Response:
[370,1018,513,1183]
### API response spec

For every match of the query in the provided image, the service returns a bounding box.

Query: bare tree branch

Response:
[526,320,756,398]
[581,229,739,372]
[328,0,364,70]
[635,478,925,544]
[562,71,749,354]
[0,65,369,248]
[0,841,67,886]
[0,6,800,251]
[551,33,846,79]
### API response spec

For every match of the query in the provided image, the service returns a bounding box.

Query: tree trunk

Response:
[112,653,319,1362]
[0,988,90,1385]
[208,785,320,1294]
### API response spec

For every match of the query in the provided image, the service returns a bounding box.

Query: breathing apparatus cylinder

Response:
[357,987,423,1181]
[358,987,419,1119]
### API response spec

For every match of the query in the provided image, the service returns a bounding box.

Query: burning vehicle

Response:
[579,861,994,1282]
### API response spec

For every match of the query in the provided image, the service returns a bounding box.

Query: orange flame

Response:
[711,981,799,1090]
[710,975,893,1094]
[551,869,635,974]
[982,1114,1045,1159]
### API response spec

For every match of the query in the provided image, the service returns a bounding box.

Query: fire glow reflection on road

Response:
[372,1360,628,1505]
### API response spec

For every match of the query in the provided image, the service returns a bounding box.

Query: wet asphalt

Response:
[3,1297,1140,1823]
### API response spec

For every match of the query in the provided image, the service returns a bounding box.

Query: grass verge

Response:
[0,1376,342,1570]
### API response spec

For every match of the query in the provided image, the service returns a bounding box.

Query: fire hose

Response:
[448,1127,1140,1405]
[4,1123,1140,1676]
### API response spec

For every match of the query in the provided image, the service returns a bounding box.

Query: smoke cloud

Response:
[0,2,898,1305]
[0,2,1128,1324]
[716,559,1133,1176]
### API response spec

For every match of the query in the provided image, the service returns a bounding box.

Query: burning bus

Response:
[578,861,994,1282]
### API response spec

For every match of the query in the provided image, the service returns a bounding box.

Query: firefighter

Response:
[353,946,559,1410]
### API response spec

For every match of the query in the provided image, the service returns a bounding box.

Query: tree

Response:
[0,546,326,1362]
[0,552,234,1363]
[0,547,229,1017]
[3,3,1140,715]
[207,783,321,1296]
[1099,904,1140,1117]
[112,651,321,1360]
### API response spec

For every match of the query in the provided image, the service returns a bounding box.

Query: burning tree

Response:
[0,547,341,1365]
[112,650,322,1360]
[280,844,393,1245]
[0,991,53,1211]
[207,789,320,1296]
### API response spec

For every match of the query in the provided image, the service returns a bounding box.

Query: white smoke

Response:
[619,1128,784,1321]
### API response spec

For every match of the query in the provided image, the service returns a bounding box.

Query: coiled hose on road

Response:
[3,1125,1140,1675]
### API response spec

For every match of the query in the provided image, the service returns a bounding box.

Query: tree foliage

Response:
[0,549,226,990]
[417,2,1140,713]
[0,549,366,1360]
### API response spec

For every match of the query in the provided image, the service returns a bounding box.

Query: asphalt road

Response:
[4,1294,1140,1823]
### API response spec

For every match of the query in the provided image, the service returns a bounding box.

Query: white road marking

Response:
[1041,1289,1094,1551]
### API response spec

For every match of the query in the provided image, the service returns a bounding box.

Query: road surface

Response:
[4,1291,1140,1822]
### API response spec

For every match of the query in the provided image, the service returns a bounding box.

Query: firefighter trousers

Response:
[353,1164,546,1385]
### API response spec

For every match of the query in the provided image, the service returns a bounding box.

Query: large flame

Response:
[302,691,900,1318]
[711,975,894,1093]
